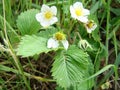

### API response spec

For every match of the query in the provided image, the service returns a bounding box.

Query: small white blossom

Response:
[47,32,69,50]
[78,39,92,50]
[70,2,90,23]
[36,4,58,27]
[85,20,97,33]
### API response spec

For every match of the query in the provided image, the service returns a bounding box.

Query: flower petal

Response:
[83,9,90,16]
[40,17,58,27]
[51,6,57,15]
[78,16,88,23]
[61,40,69,50]
[73,2,83,9]
[50,17,58,25]
[41,4,50,12]
[35,13,43,22]
[70,6,77,19]
[47,38,59,48]
[92,24,97,30]
[40,20,51,27]
[86,28,93,33]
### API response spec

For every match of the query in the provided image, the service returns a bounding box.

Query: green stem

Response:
[105,0,111,65]
[0,64,55,82]
[2,0,31,89]
[29,0,32,9]
[113,31,118,57]
[0,15,20,39]
[76,32,82,40]
[73,32,82,44]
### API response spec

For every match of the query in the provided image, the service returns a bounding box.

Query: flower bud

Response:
[78,39,92,50]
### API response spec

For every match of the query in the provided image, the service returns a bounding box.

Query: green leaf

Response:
[85,64,116,81]
[16,9,41,35]
[17,27,59,57]
[55,86,64,90]
[17,35,55,57]
[8,31,20,47]
[90,1,102,14]
[110,16,120,26]
[111,7,120,16]
[37,26,58,38]
[98,53,120,86]
[70,57,94,90]
[51,45,94,88]
[0,78,5,84]
[78,23,87,37]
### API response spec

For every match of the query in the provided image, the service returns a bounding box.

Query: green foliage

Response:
[51,45,94,89]
[0,78,6,90]
[16,9,41,35]
[0,15,20,46]
[17,35,55,57]
[8,31,20,47]
[110,16,120,26]
[111,7,120,16]
[86,64,117,81]
[37,26,58,38]
[0,78,5,84]
[1,0,120,90]
[17,27,58,57]
[98,53,120,86]
[90,1,102,14]
[4,0,13,25]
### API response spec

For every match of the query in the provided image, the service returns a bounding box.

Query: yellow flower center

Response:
[87,21,94,28]
[55,32,66,41]
[75,8,83,16]
[45,11,53,19]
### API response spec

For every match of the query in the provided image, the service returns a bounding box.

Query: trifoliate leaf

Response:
[17,35,55,57]
[51,45,94,88]
[17,9,41,35]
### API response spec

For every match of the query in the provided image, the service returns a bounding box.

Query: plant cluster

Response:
[16,1,98,89]
[0,0,120,90]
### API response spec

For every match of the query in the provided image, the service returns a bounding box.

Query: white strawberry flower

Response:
[70,2,90,23]
[85,20,97,33]
[47,32,69,50]
[36,4,58,27]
